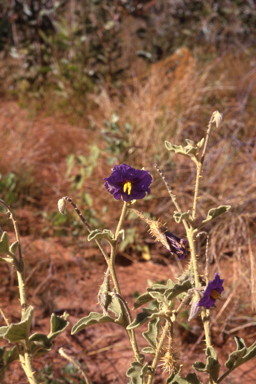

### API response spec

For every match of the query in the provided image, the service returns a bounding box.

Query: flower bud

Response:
[58,198,66,215]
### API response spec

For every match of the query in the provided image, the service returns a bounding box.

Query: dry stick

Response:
[62,196,109,265]
[59,348,91,384]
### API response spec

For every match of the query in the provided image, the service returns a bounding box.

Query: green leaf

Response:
[225,336,256,371]
[48,312,69,341]
[127,308,160,330]
[3,306,34,343]
[87,229,115,243]
[29,333,52,351]
[108,294,129,327]
[0,327,9,340]
[133,292,154,309]
[133,280,175,309]
[141,347,155,354]
[126,361,148,384]
[167,367,203,384]
[173,211,193,224]
[193,346,220,381]
[9,241,19,256]
[0,232,10,255]
[142,318,160,349]
[71,312,115,335]
[200,205,231,228]
[167,372,203,384]
[148,291,169,305]
[165,280,192,301]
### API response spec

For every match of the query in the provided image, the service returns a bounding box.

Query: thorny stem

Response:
[192,112,217,220]
[0,306,9,326]
[110,291,142,363]
[0,200,39,383]
[146,320,170,384]
[0,199,27,313]
[190,113,221,352]
[59,348,91,384]
[155,165,190,234]
[62,196,110,265]
[110,202,142,363]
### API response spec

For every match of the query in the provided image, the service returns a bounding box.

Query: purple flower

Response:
[197,273,224,309]
[164,231,187,260]
[104,164,152,202]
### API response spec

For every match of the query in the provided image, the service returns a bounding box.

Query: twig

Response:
[59,348,91,384]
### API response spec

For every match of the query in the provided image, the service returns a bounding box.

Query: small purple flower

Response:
[197,273,224,309]
[164,231,187,260]
[104,164,153,202]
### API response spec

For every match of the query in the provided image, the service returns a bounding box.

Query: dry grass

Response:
[0,48,256,316]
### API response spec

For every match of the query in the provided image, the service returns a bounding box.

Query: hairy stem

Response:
[63,196,110,264]
[147,320,170,384]
[59,348,91,384]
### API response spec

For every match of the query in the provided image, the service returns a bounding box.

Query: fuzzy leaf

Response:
[173,211,193,224]
[71,312,115,335]
[193,346,220,381]
[108,294,129,327]
[0,232,9,255]
[165,280,192,301]
[4,345,19,365]
[165,141,199,158]
[3,306,34,342]
[167,372,203,384]
[126,361,148,384]
[133,280,175,309]
[127,308,160,330]
[148,291,169,305]
[29,333,52,351]
[142,318,160,349]
[0,327,9,340]
[9,241,19,256]
[88,229,115,243]
[225,336,256,370]
[48,312,69,341]
[200,205,231,227]
[98,268,111,316]
[141,347,155,354]
[167,368,203,384]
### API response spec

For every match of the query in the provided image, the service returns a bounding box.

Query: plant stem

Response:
[59,348,91,384]
[146,320,170,384]
[109,202,142,363]
[63,196,110,264]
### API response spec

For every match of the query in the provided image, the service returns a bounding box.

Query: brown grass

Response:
[0,48,256,382]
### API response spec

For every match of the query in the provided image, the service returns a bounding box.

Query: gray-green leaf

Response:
[142,318,160,349]
[126,361,148,384]
[165,280,192,301]
[71,312,115,335]
[173,211,193,224]
[48,312,69,341]
[0,232,10,255]
[2,306,34,343]
[127,308,160,330]
[193,346,220,381]
[225,336,256,371]
[88,229,115,243]
[200,205,231,228]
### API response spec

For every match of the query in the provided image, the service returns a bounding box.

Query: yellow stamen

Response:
[210,289,221,300]
[123,181,132,195]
